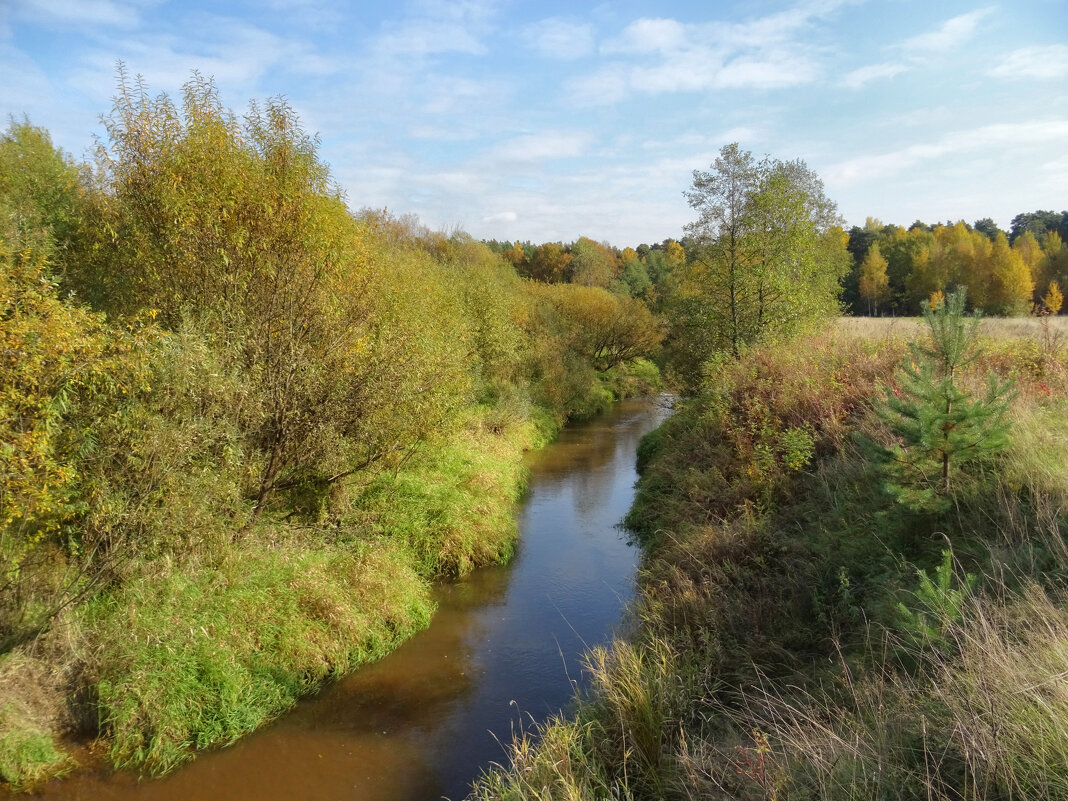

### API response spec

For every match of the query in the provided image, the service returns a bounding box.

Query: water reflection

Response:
[33,397,671,801]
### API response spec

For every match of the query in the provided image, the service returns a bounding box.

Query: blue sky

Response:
[2,0,1066,246]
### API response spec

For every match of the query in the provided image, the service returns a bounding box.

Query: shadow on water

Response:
[35,396,672,801]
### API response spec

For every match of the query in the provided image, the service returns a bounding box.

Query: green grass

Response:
[71,403,546,777]
[345,412,536,579]
[0,653,71,790]
[0,716,67,790]
[82,536,433,774]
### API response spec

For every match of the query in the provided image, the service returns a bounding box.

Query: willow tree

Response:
[672,144,847,380]
[85,69,473,520]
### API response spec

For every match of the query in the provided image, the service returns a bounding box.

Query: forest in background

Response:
[485,209,1068,322]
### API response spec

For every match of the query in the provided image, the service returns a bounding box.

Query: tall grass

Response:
[83,534,432,774]
[471,323,1068,801]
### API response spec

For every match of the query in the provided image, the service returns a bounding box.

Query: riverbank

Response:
[471,318,1068,800]
[27,397,668,801]
[0,367,671,791]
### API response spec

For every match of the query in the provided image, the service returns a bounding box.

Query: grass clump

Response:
[0,653,71,790]
[345,414,533,579]
[82,536,431,775]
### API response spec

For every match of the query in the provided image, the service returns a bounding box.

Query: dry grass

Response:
[838,315,1068,341]
[471,324,1068,801]
[0,649,72,789]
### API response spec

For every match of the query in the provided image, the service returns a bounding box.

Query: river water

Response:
[38,396,670,801]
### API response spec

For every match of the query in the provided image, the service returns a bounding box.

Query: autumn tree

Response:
[1042,281,1063,315]
[671,143,847,378]
[988,233,1033,315]
[552,285,664,370]
[527,241,572,283]
[569,236,620,290]
[86,70,473,519]
[1039,231,1068,304]
[620,248,652,297]
[502,241,529,274]
[858,242,890,315]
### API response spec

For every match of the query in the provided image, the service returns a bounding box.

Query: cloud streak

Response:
[523,18,595,60]
[989,45,1068,80]
[565,3,849,105]
[840,62,909,89]
[826,119,1068,185]
[899,7,993,54]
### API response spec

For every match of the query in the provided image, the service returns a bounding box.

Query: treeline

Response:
[491,211,1068,324]
[483,236,686,304]
[0,72,663,785]
[841,214,1068,317]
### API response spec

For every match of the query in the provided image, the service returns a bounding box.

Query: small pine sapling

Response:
[872,288,1014,514]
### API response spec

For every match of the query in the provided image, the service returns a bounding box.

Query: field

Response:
[838,314,1068,340]
[472,313,1068,801]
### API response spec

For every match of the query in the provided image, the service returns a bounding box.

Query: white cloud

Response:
[419,75,507,115]
[840,62,909,89]
[373,0,496,58]
[67,16,334,105]
[565,67,629,106]
[489,130,595,162]
[899,7,993,54]
[482,211,518,223]
[523,18,594,60]
[571,3,839,104]
[601,18,687,55]
[10,0,142,29]
[826,119,1068,185]
[715,51,819,89]
[989,45,1068,80]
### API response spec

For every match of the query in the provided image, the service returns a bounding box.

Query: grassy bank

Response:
[0,364,665,788]
[471,316,1068,800]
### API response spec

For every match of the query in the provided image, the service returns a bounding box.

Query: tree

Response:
[86,70,474,520]
[1009,210,1067,244]
[871,289,1014,514]
[527,242,571,283]
[502,241,528,274]
[1012,230,1043,280]
[858,242,890,315]
[1042,281,1063,316]
[973,217,1002,241]
[569,236,620,290]
[1037,231,1068,302]
[672,143,847,371]
[988,233,1033,315]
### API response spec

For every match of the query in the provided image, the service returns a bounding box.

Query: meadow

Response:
[472,307,1068,800]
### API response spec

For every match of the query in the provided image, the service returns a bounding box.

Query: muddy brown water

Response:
[36,396,671,801]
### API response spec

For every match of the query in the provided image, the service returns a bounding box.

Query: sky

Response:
[2,0,1066,246]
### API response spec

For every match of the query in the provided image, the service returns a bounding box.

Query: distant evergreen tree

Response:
[871,288,1014,513]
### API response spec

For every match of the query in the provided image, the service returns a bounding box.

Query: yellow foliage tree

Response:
[1043,281,1063,315]
[858,242,890,315]
[988,233,1034,316]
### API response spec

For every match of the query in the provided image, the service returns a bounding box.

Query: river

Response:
[36,396,671,801]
